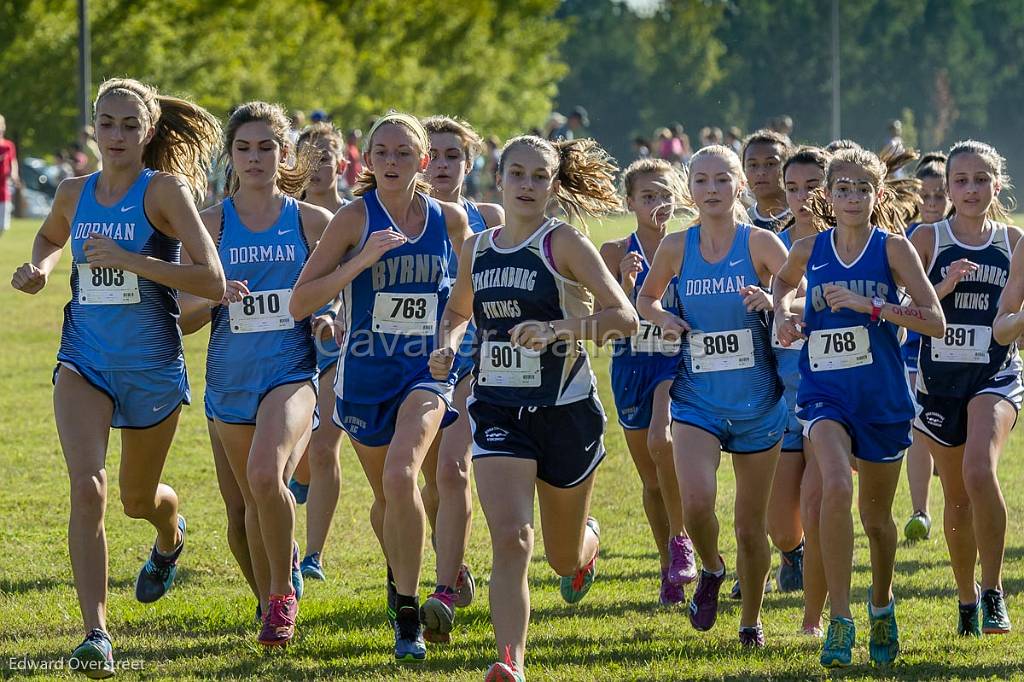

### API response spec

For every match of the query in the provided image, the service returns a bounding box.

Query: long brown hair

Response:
[946,140,1016,222]
[220,101,315,196]
[93,78,220,202]
[498,135,622,231]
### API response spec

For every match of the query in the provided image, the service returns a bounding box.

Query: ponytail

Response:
[94,78,220,202]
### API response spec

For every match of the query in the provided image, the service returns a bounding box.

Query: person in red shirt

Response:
[0,113,22,234]
[342,128,362,197]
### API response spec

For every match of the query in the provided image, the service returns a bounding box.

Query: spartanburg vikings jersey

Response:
[59,169,184,370]
[470,218,595,407]
[747,203,791,233]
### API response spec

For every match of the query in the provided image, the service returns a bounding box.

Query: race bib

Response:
[477,341,542,387]
[372,293,437,335]
[931,324,991,364]
[688,329,754,373]
[808,325,871,371]
[771,324,805,350]
[77,264,140,305]
[631,320,682,354]
[229,288,294,334]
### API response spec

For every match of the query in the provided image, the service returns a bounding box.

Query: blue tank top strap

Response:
[462,198,489,234]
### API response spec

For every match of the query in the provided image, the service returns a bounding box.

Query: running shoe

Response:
[288,477,309,505]
[688,560,726,631]
[485,646,525,682]
[560,517,600,604]
[730,575,774,600]
[386,575,398,626]
[903,511,931,542]
[301,552,326,581]
[820,616,856,668]
[981,588,1011,634]
[739,623,766,648]
[660,569,685,606]
[666,535,697,586]
[776,540,804,592]
[70,628,115,679]
[958,597,981,637]
[291,541,304,600]
[867,592,900,665]
[421,588,457,644]
[258,592,298,647]
[394,605,426,662]
[801,623,824,638]
[135,515,185,603]
[455,563,476,608]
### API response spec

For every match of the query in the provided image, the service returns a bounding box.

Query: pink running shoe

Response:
[660,568,685,606]
[259,592,298,647]
[421,588,457,644]
[667,535,697,586]
[485,646,525,682]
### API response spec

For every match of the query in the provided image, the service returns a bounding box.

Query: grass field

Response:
[2,213,1024,681]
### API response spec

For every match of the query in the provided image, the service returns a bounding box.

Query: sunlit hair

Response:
[687,145,749,224]
[353,110,432,196]
[498,135,622,231]
[740,128,793,164]
[621,157,695,220]
[915,152,947,181]
[297,121,343,154]
[221,101,315,196]
[94,77,220,201]
[879,142,919,179]
[807,147,921,233]
[823,139,862,153]
[946,140,1016,222]
[422,115,483,164]
[780,146,830,233]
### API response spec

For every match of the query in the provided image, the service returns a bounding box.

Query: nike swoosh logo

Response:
[811,263,828,271]
[585,440,598,452]
[729,259,744,267]
[120,205,135,213]
[277,229,293,236]
[152,404,168,412]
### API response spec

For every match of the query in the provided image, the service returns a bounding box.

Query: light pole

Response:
[78,0,91,129]
[831,0,841,139]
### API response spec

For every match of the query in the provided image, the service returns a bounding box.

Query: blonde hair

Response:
[353,111,432,196]
[220,101,315,196]
[297,121,343,153]
[93,78,220,202]
[688,145,749,224]
[498,135,622,231]
[621,157,695,219]
[946,140,1016,222]
[808,147,921,233]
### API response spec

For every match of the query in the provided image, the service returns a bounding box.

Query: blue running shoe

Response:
[394,605,426,662]
[70,628,114,679]
[135,515,185,603]
[867,591,900,665]
[820,616,856,668]
[288,477,309,505]
[959,594,981,637]
[291,541,304,600]
[981,588,1012,634]
[777,540,804,592]
[301,552,326,581]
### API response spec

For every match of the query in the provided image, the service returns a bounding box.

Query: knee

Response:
[735,520,769,554]
[119,489,155,519]
[224,499,247,537]
[682,489,715,521]
[435,455,470,494]
[382,463,418,501]
[962,456,998,495]
[308,442,340,474]
[70,471,107,513]
[859,511,894,540]
[647,429,673,461]
[492,521,534,560]
[821,475,853,508]
[247,460,283,501]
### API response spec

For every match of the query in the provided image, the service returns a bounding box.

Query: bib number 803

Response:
[91,267,125,287]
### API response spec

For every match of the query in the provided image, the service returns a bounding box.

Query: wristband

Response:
[870,296,884,323]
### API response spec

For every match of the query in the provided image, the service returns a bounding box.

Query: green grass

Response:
[2,214,1024,681]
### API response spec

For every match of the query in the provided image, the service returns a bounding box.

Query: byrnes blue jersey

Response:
[672,224,781,418]
[918,219,1017,397]
[773,228,803,409]
[206,196,316,392]
[798,227,913,422]
[335,190,456,403]
[471,218,595,407]
[59,169,184,370]
[612,232,681,362]
[463,199,488,234]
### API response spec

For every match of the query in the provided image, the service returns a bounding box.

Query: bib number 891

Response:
[91,267,125,287]
[944,326,976,347]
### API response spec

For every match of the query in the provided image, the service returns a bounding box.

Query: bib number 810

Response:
[242,292,281,316]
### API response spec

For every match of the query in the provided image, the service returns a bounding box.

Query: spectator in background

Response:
[79,126,101,173]
[655,127,674,161]
[290,110,306,146]
[632,136,651,160]
[670,123,692,163]
[342,128,362,198]
[545,112,567,140]
[699,126,713,148]
[885,119,903,149]
[707,126,724,146]
[0,113,21,234]
[481,135,501,201]
[725,126,743,154]
[774,115,794,145]
[68,143,89,177]
[552,106,589,140]
[311,109,328,123]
